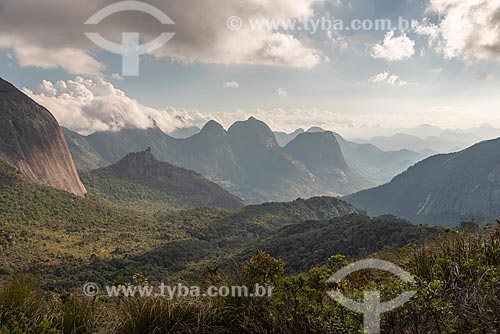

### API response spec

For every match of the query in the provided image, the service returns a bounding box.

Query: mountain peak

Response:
[102,150,246,210]
[228,117,279,149]
[307,126,325,133]
[200,120,226,136]
[284,131,350,171]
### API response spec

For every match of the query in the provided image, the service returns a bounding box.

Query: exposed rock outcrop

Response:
[0,78,86,196]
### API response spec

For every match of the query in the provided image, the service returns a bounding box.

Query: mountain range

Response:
[274,127,429,182]
[3,75,500,227]
[345,137,500,223]
[352,123,500,153]
[63,118,377,203]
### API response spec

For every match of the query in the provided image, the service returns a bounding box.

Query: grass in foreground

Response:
[1,223,500,333]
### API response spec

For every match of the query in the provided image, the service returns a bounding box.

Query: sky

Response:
[1,0,500,138]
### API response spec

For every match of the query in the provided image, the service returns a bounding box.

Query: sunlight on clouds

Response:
[23,77,212,135]
[371,31,415,61]
[0,37,104,76]
[428,0,500,62]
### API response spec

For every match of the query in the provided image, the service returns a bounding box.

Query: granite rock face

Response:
[0,78,86,196]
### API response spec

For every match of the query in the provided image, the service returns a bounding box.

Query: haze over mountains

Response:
[352,124,500,153]
[63,118,377,203]
[3,75,500,226]
[346,137,500,223]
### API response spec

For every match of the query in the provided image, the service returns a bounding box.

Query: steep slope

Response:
[168,125,201,139]
[283,132,375,194]
[271,127,426,183]
[171,121,245,184]
[345,137,500,223]
[0,78,86,196]
[226,118,325,202]
[335,135,425,182]
[82,150,246,210]
[62,127,108,171]
[86,126,177,165]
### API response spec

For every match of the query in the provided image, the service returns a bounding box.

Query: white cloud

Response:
[111,73,125,81]
[23,77,500,139]
[369,72,398,85]
[223,81,240,88]
[371,31,415,61]
[23,77,212,135]
[0,0,324,72]
[275,88,288,97]
[368,71,411,86]
[0,37,104,76]
[413,18,440,47]
[428,0,500,62]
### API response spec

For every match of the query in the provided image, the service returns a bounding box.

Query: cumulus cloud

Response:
[0,37,104,76]
[275,88,288,97]
[427,0,500,62]
[223,81,240,88]
[24,77,361,136]
[0,0,324,73]
[368,72,410,86]
[371,31,415,61]
[22,77,500,139]
[23,77,213,135]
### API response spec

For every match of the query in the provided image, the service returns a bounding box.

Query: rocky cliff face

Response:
[0,78,86,196]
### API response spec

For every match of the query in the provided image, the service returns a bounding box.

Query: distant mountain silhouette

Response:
[274,128,304,146]
[82,150,246,210]
[64,118,375,203]
[0,78,86,196]
[168,125,201,139]
[345,137,500,223]
[354,134,457,153]
[273,127,426,182]
[283,132,371,194]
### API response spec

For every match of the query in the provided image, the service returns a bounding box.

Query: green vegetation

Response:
[3,156,482,333]
[81,169,186,211]
[80,151,245,210]
[2,224,500,333]
[0,161,437,292]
